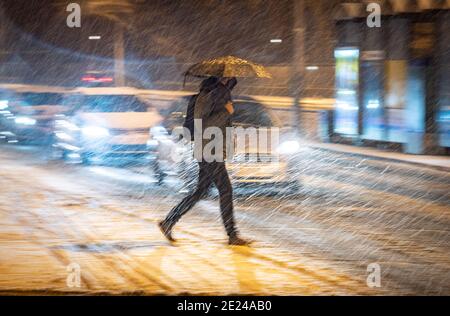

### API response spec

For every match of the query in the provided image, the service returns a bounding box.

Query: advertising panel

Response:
[334,48,359,135]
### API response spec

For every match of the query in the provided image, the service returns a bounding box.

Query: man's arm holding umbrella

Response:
[198,85,233,119]
[201,78,236,118]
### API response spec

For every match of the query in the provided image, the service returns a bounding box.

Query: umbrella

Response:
[185,55,272,79]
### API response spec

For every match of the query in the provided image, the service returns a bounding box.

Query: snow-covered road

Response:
[0,145,449,295]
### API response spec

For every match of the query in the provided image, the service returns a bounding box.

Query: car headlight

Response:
[147,139,158,147]
[56,120,80,131]
[15,117,37,126]
[277,140,300,155]
[81,126,110,138]
[0,100,8,110]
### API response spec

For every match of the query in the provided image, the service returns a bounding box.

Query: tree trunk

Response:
[113,23,125,86]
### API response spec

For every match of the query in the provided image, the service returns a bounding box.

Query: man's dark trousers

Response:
[163,161,237,237]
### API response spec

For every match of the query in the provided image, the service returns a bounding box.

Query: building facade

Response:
[332,0,449,154]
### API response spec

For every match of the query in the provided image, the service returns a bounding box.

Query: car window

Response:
[163,96,190,116]
[81,95,148,112]
[232,102,272,127]
[162,96,191,129]
[163,97,273,129]
[19,93,63,106]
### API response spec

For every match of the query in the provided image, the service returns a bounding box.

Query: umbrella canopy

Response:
[185,56,272,79]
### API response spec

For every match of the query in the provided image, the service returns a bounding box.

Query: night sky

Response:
[1,0,296,62]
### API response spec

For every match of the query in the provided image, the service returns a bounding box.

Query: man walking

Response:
[159,77,249,246]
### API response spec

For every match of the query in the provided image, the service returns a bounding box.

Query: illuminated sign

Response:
[334,48,359,135]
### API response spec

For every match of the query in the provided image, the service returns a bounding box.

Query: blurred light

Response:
[67,153,81,159]
[89,36,101,40]
[56,120,80,131]
[367,99,380,109]
[0,100,8,110]
[81,126,110,138]
[270,39,282,43]
[151,125,169,140]
[60,143,80,152]
[81,76,96,81]
[334,49,359,58]
[152,126,167,134]
[98,77,113,82]
[306,66,319,71]
[7,140,18,143]
[55,132,73,141]
[15,117,36,125]
[336,100,358,110]
[81,76,113,82]
[337,89,356,95]
[277,140,300,155]
[147,139,158,147]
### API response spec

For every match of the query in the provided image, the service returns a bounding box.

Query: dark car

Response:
[0,85,71,144]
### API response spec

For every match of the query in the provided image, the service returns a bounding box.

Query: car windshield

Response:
[20,93,63,106]
[164,97,273,129]
[232,102,272,127]
[82,95,148,112]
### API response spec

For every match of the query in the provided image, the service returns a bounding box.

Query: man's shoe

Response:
[158,220,176,242]
[228,235,251,246]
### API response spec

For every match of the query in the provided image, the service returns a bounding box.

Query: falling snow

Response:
[0,144,448,295]
[0,0,449,296]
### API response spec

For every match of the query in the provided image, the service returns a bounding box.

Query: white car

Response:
[53,87,162,165]
[152,96,301,194]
